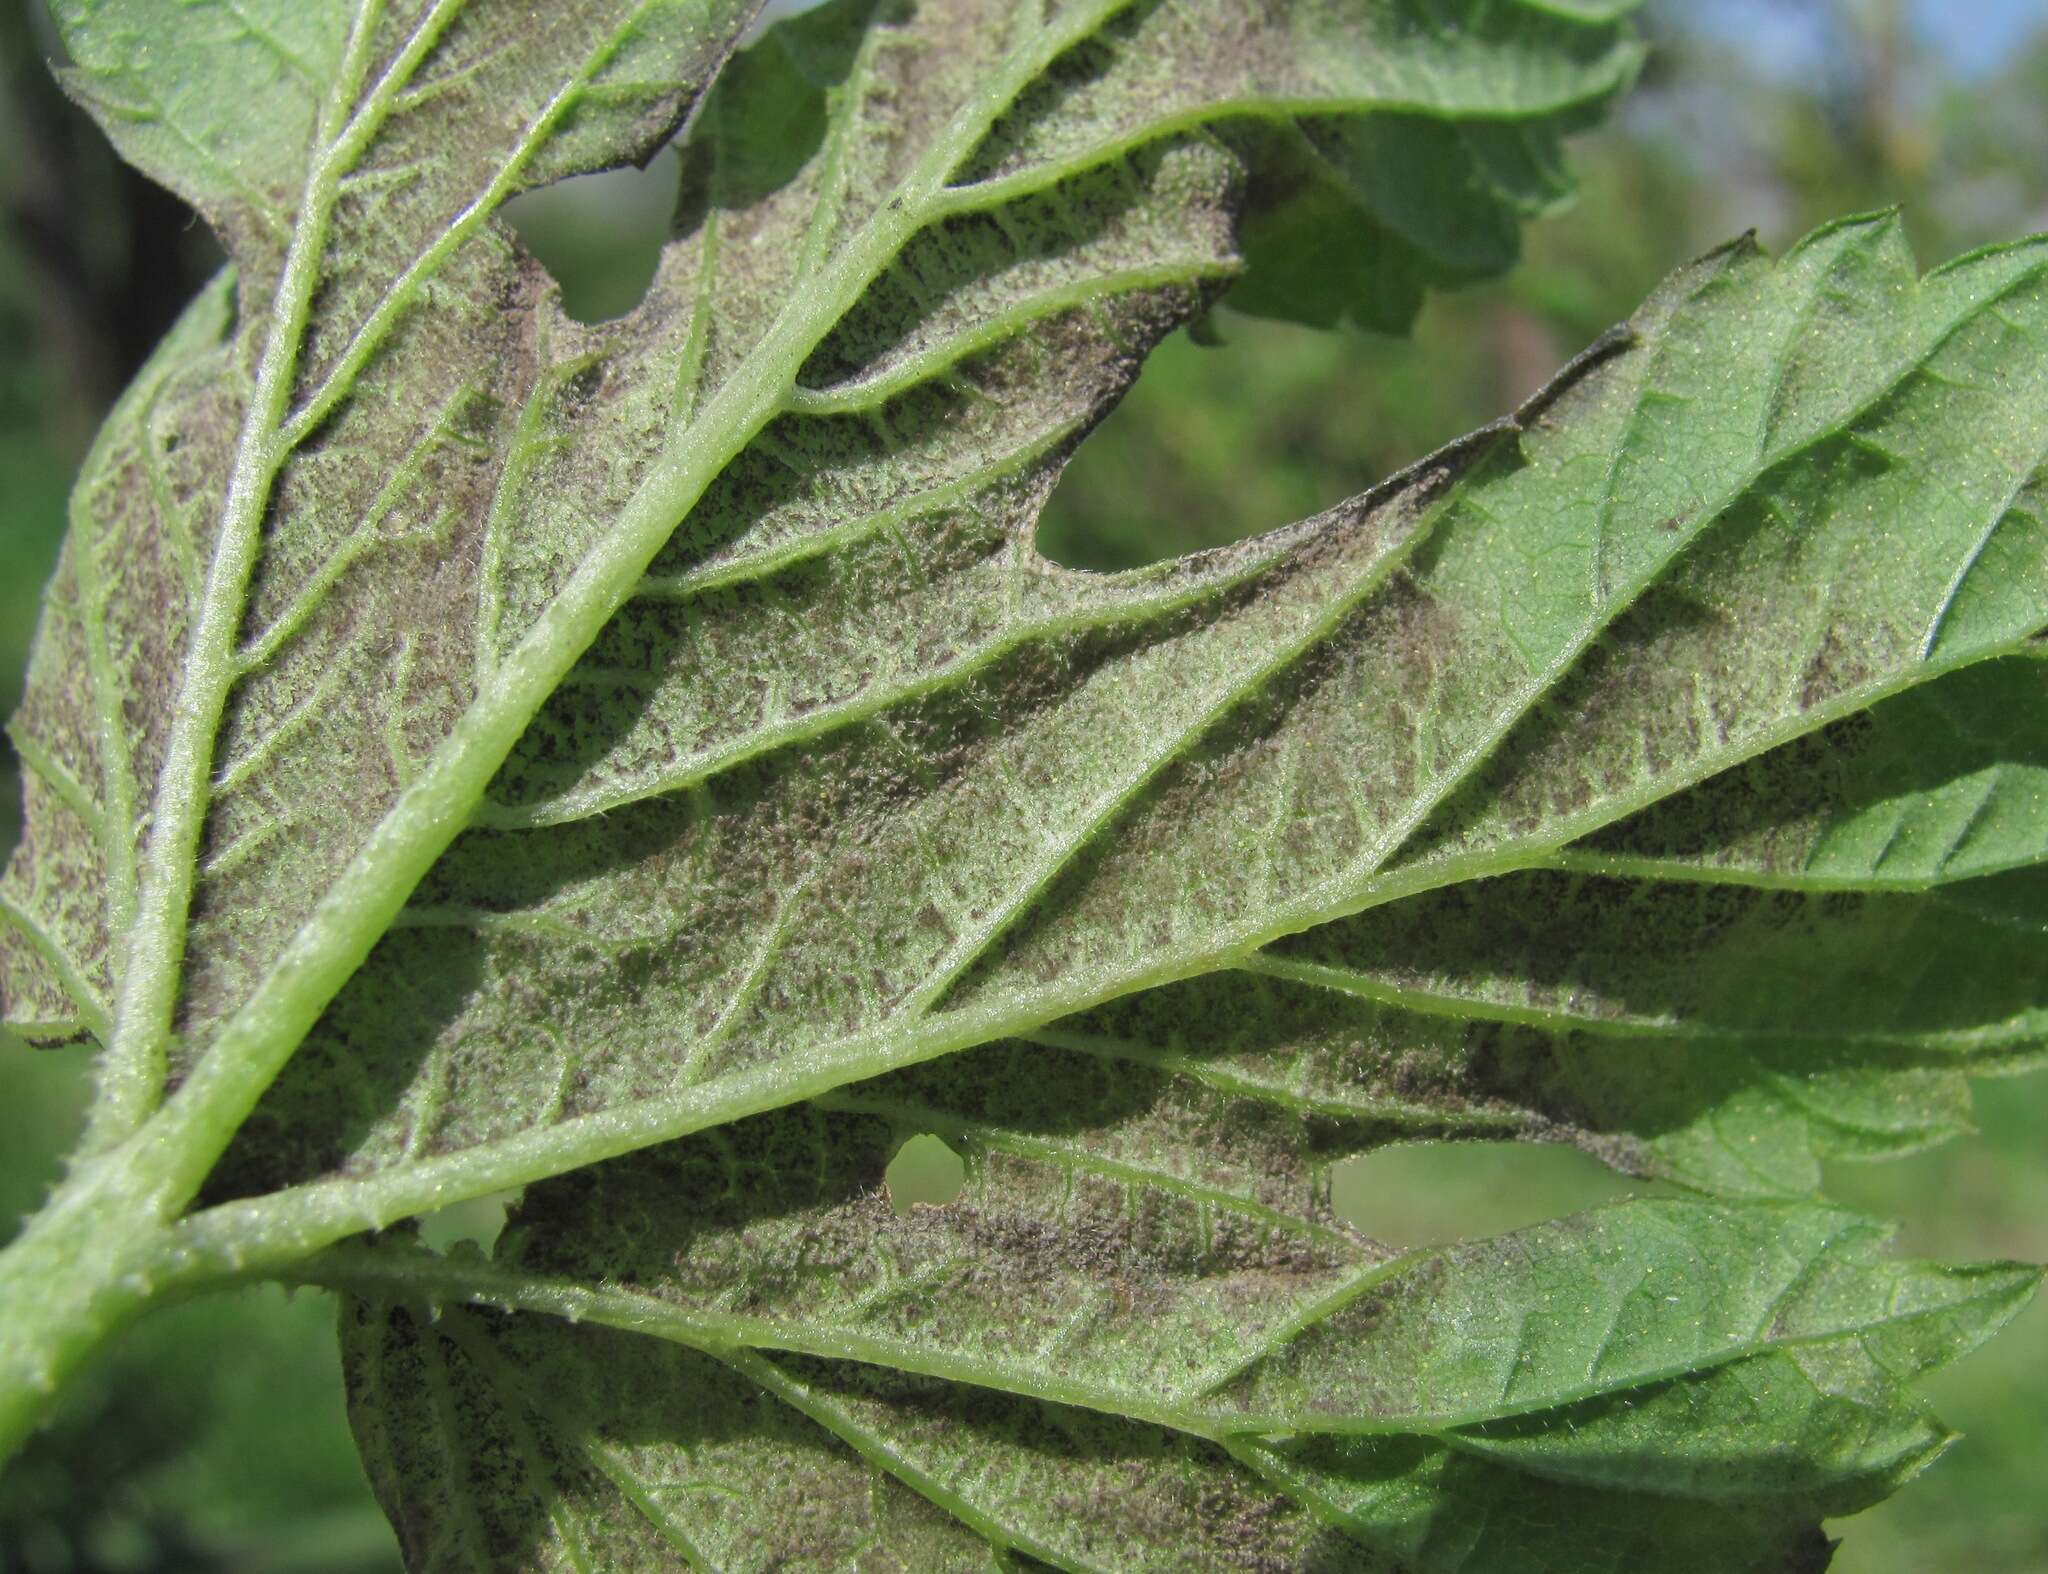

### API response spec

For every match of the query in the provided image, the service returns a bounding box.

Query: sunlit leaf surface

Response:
[5,0,2044,1567]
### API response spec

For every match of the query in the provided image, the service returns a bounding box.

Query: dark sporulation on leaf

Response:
[2,1,2044,1571]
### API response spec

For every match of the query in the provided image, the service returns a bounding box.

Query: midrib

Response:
[124,0,1136,1216]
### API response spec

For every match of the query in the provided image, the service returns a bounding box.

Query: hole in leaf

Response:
[750,0,836,40]
[501,150,680,324]
[1330,1141,1641,1250]
[1036,315,1379,572]
[1035,296,1574,571]
[497,0,842,325]
[884,1133,966,1216]
[417,1190,515,1257]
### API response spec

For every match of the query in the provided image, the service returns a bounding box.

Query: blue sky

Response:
[1693,0,2042,76]
[1923,0,2047,71]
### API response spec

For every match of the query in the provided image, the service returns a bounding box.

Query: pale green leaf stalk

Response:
[1,0,2043,1568]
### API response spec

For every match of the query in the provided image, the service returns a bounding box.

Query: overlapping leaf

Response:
[342,1301,1378,1571]
[327,1111,2033,1571]
[7,0,2048,1569]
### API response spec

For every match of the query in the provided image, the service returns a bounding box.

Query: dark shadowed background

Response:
[3,1,2045,1568]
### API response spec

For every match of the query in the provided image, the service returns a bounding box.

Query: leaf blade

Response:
[178,214,2048,1249]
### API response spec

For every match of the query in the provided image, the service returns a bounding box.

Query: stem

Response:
[0,1150,214,1466]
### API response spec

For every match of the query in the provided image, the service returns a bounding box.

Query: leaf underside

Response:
[7,0,2047,1569]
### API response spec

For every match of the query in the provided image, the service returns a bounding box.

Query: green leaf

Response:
[3,0,770,1127]
[341,1301,1372,1571]
[1263,867,2048,1077]
[5,0,2046,1565]
[323,1113,2037,1570]
[341,1301,1010,1571]
[0,0,1643,1173]
[1565,650,2048,890]
[50,0,353,250]
[513,1128,2042,1441]
[186,212,2048,1237]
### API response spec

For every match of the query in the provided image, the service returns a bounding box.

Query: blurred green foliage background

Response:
[3,1,2046,1568]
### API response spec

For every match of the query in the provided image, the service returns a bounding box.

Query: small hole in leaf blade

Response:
[417,1190,515,1257]
[885,1133,966,1216]
[502,150,679,324]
